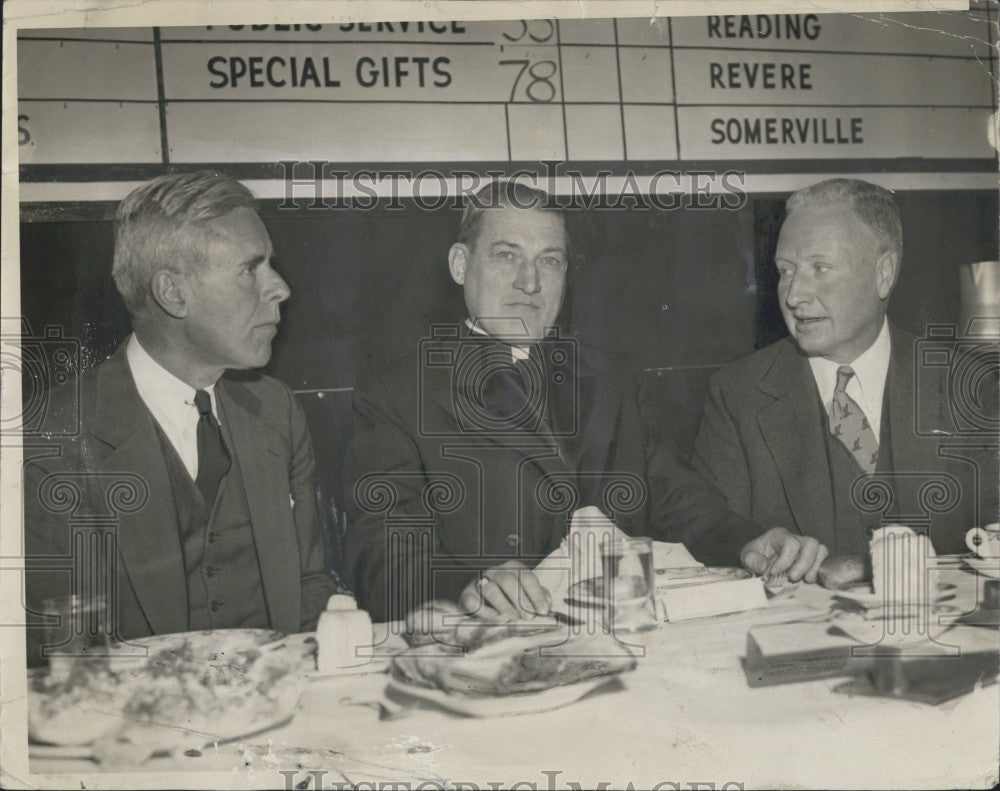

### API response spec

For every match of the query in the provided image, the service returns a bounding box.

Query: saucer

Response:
[965,555,1000,579]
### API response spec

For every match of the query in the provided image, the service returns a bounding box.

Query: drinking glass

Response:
[40,593,113,675]
[600,536,657,633]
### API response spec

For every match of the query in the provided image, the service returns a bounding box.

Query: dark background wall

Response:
[21,189,999,407]
[19,189,999,571]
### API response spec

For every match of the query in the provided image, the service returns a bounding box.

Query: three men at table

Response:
[24,172,337,657]
[694,178,997,558]
[343,180,824,623]
[30,172,972,642]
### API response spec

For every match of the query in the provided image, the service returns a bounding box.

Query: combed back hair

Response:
[457,180,567,255]
[786,178,902,261]
[112,171,258,313]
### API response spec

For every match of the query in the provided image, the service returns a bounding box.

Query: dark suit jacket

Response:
[343,331,763,622]
[693,325,998,554]
[23,345,335,652]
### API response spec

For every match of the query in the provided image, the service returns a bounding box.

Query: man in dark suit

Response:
[344,180,820,624]
[24,172,336,660]
[694,178,997,563]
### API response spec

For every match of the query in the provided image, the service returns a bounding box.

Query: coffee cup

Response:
[965,524,1000,558]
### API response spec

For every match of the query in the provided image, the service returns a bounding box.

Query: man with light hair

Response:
[693,177,996,567]
[25,171,336,659]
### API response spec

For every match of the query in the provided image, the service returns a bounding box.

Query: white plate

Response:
[965,555,1000,579]
[28,629,303,762]
[29,684,301,760]
[832,579,960,607]
[386,674,619,717]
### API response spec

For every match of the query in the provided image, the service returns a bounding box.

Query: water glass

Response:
[601,536,657,633]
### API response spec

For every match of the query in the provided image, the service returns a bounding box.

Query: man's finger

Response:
[803,543,829,584]
[479,575,520,620]
[741,547,772,575]
[784,536,820,581]
[459,584,490,618]
[513,569,551,615]
[767,533,801,577]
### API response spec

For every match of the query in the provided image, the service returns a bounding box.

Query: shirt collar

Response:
[465,318,532,361]
[125,333,218,415]
[807,318,891,413]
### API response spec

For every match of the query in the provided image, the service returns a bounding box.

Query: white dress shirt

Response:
[807,318,891,442]
[125,334,219,480]
[465,318,531,361]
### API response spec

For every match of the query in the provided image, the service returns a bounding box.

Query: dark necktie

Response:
[194,389,230,505]
[828,365,879,474]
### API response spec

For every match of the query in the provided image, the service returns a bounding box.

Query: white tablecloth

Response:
[25,570,1000,789]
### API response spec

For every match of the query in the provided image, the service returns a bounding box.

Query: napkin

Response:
[533,506,700,616]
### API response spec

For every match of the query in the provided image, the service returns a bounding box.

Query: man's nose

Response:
[783,272,810,308]
[513,259,540,294]
[263,265,291,302]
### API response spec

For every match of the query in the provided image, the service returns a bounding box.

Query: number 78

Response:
[498,59,558,103]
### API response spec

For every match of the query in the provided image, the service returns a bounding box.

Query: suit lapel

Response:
[756,341,837,545]
[217,377,299,631]
[89,349,188,635]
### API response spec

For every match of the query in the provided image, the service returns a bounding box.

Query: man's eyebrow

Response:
[490,240,522,250]
[240,253,268,269]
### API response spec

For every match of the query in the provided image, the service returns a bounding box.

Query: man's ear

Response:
[150,270,189,318]
[448,243,468,286]
[875,250,899,300]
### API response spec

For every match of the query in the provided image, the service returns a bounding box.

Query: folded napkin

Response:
[533,506,700,616]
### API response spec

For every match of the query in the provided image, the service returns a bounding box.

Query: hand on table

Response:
[741,527,828,584]
[459,560,552,621]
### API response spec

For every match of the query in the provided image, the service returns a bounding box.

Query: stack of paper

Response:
[744,620,868,686]
[659,576,768,622]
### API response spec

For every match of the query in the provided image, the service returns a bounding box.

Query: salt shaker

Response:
[316,594,373,673]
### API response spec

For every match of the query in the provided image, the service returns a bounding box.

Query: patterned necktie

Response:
[194,389,230,505]
[828,365,879,474]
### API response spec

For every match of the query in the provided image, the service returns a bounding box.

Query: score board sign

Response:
[16,12,998,193]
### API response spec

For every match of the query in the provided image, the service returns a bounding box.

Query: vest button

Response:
[505,533,520,548]
[205,566,216,578]
[208,532,217,543]
[210,600,223,612]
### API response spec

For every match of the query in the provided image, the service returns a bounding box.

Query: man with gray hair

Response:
[694,178,995,573]
[24,171,336,659]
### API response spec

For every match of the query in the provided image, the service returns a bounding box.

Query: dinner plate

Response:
[386,674,619,717]
[29,683,302,761]
[832,579,959,607]
[28,628,304,763]
[122,627,286,653]
[566,576,650,607]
